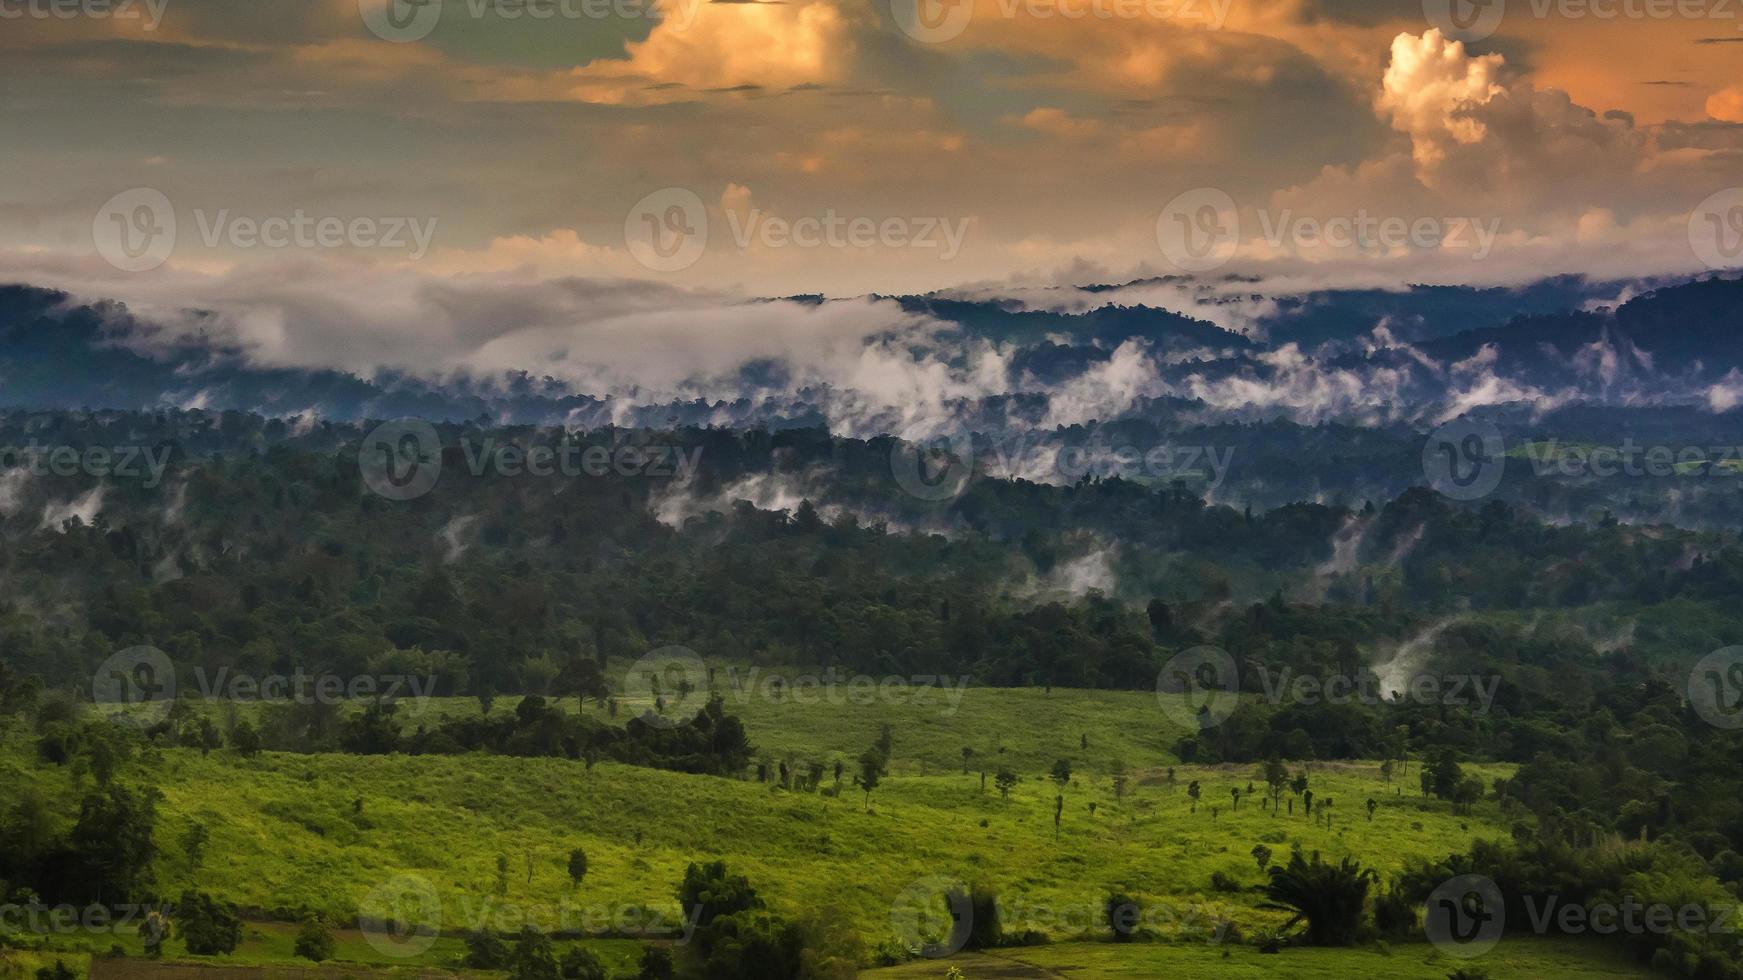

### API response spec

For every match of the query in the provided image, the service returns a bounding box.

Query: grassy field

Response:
[173,678,1193,779]
[10,682,1576,977]
[859,937,1667,978]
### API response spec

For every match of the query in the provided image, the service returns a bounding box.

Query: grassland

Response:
[859,937,1667,978]
[10,682,1586,978]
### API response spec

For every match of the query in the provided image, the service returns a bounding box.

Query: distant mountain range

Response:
[2,274,1739,431]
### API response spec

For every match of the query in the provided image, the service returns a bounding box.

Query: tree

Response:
[230,721,262,758]
[180,821,210,869]
[560,946,607,980]
[1453,777,1485,815]
[678,860,762,930]
[508,927,558,980]
[178,890,242,955]
[71,783,160,903]
[1104,891,1141,942]
[1260,850,1376,947]
[995,768,1018,800]
[1252,844,1273,873]
[1187,780,1201,813]
[961,746,974,774]
[1425,748,1465,800]
[1050,758,1072,789]
[1263,758,1289,813]
[856,747,887,810]
[636,945,675,980]
[567,848,588,888]
[465,932,510,970]
[294,915,335,962]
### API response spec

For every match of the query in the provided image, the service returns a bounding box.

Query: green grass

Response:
[168,678,1192,779]
[859,936,1666,978]
[0,951,91,980]
[12,683,1562,976]
[6,746,1506,950]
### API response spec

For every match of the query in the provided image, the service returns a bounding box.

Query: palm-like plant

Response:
[1260,849,1377,946]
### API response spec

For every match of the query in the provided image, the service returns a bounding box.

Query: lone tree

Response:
[1050,758,1072,789]
[995,767,1019,800]
[1263,758,1289,813]
[567,848,588,888]
[961,746,974,774]
[856,747,887,810]
[1187,780,1201,813]
[1251,844,1273,873]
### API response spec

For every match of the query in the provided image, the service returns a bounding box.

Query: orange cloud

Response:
[1708,85,1743,123]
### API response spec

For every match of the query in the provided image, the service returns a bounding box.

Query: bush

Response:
[560,945,607,980]
[178,890,242,956]
[508,927,559,980]
[293,915,335,962]
[958,884,1002,951]
[464,931,511,970]
[1104,891,1141,942]
[1209,871,1242,893]
[1372,885,1416,940]
[636,945,675,980]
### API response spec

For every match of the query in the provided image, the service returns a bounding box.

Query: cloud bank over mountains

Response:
[2,269,1738,445]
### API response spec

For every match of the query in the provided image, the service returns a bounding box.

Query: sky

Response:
[0,0,1739,392]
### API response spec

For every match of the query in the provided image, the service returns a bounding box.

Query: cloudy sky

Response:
[0,0,1739,389]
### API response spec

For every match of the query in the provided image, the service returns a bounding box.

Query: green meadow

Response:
[860,937,1666,979]
[12,682,1601,977]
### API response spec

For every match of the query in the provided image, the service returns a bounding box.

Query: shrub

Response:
[559,945,607,980]
[1104,891,1141,942]
[464,931,510,970]
[178,890,242,956]
[293,915,335,962]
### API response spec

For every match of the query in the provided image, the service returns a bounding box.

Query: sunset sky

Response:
[0,0,1739,352]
